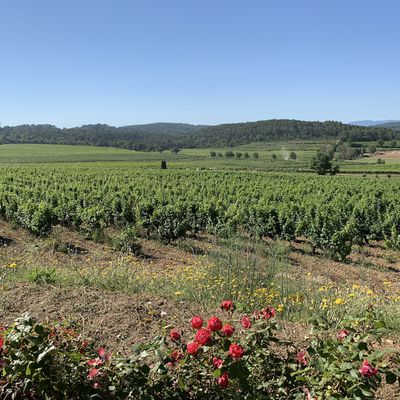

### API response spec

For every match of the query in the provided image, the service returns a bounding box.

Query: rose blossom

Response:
[87,358,104,367]
[187,341,199,355]
[262,306,276,319]
[220,300,235,311]
[195,328,212,345]
[229,343,244,359]
[297,350,308,366]
[170,329,181,342]
[359,359,378,377]
[222,324,235,337]
[241,315,251,329]
[207,316,223,331]
[0,337,3,351]
[170,349,183,361]
[217,372,229,388]
[191,316,204,330]
[212,356,223,369]
[88,368,99,380]
[336,329,349,341]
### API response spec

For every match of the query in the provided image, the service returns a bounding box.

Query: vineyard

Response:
[1,165,400,261]
[1,149,400,399]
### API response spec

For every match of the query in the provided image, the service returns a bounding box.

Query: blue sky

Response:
[0,0,399,127]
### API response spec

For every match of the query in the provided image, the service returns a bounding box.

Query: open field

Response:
[2,142,400,173]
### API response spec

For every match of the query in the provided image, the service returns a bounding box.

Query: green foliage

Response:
[1,120,397,150]
[384,225,400,250]
[1,167,400,261]
[1,306,398,399]
[112,227,142,255]
[310,152,339,175]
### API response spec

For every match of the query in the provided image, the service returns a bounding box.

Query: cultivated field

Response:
[1,143,400,399]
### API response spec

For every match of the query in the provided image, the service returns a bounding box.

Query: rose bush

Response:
[0,303,399,399]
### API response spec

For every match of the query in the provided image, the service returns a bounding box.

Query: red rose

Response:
[195,328,212,345]
[87,358,103,367]
[217,372,229,388]
[222,324,235,337]
[191,316,204,330]
[88,368,99,380]
[170,329,181,342]
[336,329,349,341]
[0,337,3,351]
[187,341,199,355]
[262,306,276,319]
[207,316,222,332]
[170,349,183,361]
[212,356,224,369]
[229,343,244,359]
[220,300,235,311]
[297,350,308,366]
[241,315,251,329]
[98,347,106,358]
[359,359,378,377]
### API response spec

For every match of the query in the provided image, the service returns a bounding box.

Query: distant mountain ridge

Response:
[349,120,399,127]
[0,119,398,151]
[371,121,400,130]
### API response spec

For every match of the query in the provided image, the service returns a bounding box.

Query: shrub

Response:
[0,303,398,399]
[112,227,142,255]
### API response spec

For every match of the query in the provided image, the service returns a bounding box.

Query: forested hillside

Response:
[372,121,400,130]
[0,119,398,151]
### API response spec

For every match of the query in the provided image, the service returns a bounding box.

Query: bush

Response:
[112,227,142,255]
[1,302,398,399]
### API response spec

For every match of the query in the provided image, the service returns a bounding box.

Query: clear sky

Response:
[0,0,399,127]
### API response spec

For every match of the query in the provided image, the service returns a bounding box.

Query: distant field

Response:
[0,142,321,171]
[0,144,193,164]
[1,143,400,173]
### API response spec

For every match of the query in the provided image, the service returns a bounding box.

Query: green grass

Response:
[2,142,400,173]
[0,142,320,171]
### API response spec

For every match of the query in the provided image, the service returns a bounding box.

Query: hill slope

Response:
[0,119,398,150]
[349,120,399,127]
[371,121,400,130]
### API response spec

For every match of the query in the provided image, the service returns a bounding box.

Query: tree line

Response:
[0,120,398,151]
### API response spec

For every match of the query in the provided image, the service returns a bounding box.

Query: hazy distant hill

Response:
[349,120,399,127]
[0,119,398,151]
[371,121,400,130]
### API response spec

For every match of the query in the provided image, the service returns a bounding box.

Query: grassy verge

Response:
[2,235,399,331]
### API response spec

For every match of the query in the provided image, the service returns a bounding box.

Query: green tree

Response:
[289,151,297,160]
[210,151,216,157]
[253,152,259,159]
[235,152,243,159]
[310,152,339,175]
[271,153,277,160]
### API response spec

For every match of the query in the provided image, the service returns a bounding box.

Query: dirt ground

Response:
[370,150,400,160]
